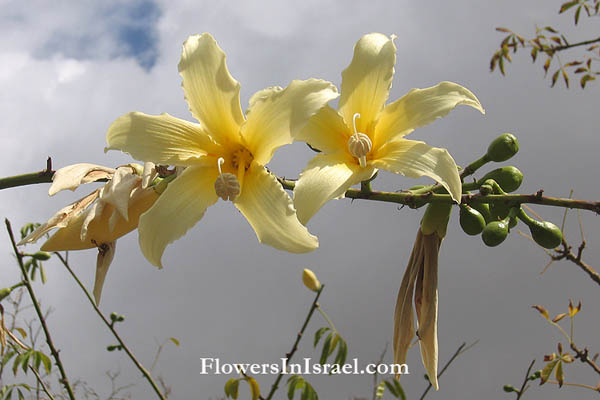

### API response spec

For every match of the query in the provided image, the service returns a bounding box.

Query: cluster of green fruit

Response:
[459,134,563,249]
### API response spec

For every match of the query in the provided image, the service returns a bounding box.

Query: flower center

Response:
[214,157,241,201]
[347,113,372,168]
[231,147,253,171]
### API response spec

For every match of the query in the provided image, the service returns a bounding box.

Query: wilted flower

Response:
[18,163,159,304]
[394,204,451,390]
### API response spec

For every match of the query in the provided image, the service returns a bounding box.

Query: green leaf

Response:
[313,327,329,348]
[12,353,23,376]
[39,353,51,375]
[575,5,582,24]
[169,337,180,346]
[2,350,16,367]
[319,333,333,365]
[224,378,239,399]
[384,380,399,397]
[555,360,564,387]
[243,377,260,400]
[531,47,538,62]
[328,334,339,357]
[32,352,41,372]
[551,69,560,87]
[391,379,406,400]
[540,359,559,384]
[287,375,305,400]
[14,328,26,339]
[560,0,579,13]
[334,339,347,366]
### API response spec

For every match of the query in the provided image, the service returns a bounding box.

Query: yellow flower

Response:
[293,33,484,224]
[105,33,338,268]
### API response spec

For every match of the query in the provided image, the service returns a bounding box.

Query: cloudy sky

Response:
[1,0,599,399]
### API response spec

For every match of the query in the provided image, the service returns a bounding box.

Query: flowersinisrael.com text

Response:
[199,358,409,376]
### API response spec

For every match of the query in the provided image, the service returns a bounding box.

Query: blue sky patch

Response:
[37,1,161,70]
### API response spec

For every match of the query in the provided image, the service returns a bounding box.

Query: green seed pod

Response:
[459,205,486,235]
[471,203,493,223]
[486,133,519,162]
[503,385,516,393]
[490,202,511,220]
[32,251,52,261]
[482,220,509,247]
[529,220,563,249]
[479,166,523,193]
[0,288,11,302]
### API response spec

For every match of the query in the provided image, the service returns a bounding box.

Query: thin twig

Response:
[419,340,478,400]
[5,219,76,400]
[371,343,388,400]
[571,342,600,375]
[279,178,600,213]
[264,285,324,400]
[53,252,167,400]
[515,360,535,400]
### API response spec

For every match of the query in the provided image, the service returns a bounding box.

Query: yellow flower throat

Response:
[214,146,253,201]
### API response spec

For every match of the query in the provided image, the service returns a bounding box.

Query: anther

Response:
[347,113,372,167]
[214,157,241,201]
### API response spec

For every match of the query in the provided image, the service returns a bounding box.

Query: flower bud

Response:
[32,251,52,261]
[0,288,11,302]
[479,166,523,193]
[486,133,519,162]
[459,205,486,236]
[503,385,516,393]
[482,220,509,247]
[529,220,562,249]
[302,268,321,291]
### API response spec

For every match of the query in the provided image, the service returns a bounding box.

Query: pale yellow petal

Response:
[234,164,317,253]
[393,230,423,373]
[93,241,116,306]
[294,105,351,155]
[372,139,461,203]
[99,168,140,221]
[178,33,244,143]
[49,163,115,196]
[339,33,396,134]
[242,79,338,165]
[106,112,220,166]
[293,153,375,225]
[374,81,485,146]
[138,164,218,268]
[41,187,158,251]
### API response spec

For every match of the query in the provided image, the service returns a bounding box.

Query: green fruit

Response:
[471,203,493,223]
[529,221,563,249]
[482,220,509,247]
[479,166,523,193]
[487,133,519,162]
[490,202,511,220]
[0,288,11,302]
[460,205,486,235]
[32,251,52,261]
